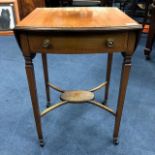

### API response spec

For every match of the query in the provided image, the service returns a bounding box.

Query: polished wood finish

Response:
[89,81,107,92]
[42,54,51,107]
[42,82,113,117]
[14,7,142,146]
[16,7,140,30]
[104,53,113,104]
[48,82,64,93]
[60,90,95,102]
[144,0,155,59]
[113,55,131,144]
[27,32,128,54]
[89,100,115,116]
[25,56,44,147]
[41,101,67,117]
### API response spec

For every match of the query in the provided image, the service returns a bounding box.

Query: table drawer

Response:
[28,32,128,54]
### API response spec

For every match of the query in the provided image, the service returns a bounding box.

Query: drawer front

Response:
[28,32,128,54]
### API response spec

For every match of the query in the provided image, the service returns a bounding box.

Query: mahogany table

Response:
[14,7,142,146]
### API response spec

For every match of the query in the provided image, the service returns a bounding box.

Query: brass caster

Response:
[39,139,44,147]
[113,137,119,145]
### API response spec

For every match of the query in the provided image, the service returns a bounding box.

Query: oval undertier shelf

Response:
[60,90,95,103]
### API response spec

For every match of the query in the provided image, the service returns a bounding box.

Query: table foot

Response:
[113,137,119,145]
[145,55,151,60]
[102,99,107,105]
[39,139,44,147]
[144,48,151,60]
[46,102,51,108]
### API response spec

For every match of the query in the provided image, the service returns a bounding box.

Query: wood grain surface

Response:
[16,7,141,30]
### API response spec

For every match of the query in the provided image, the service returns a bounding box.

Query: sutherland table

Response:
[14,7,142,146]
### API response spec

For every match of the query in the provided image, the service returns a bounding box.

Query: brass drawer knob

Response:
[106,39,114,48]
[42,39,51,48]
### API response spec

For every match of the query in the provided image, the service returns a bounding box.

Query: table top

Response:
[16,7,142,31]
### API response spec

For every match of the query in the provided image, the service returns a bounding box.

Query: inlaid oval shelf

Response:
[60,90,95,103]
[41,82,115,118]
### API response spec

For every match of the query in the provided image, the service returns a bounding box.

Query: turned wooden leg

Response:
[42,54,51,107]
[25,56,44,147]
[103,53,113,105]
[113,55,131,145]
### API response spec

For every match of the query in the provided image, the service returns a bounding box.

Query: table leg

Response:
[144,2,155,60]
[42,54,51,107]
[103,53,113,105]
[144,31,155,60]
[113,54,131,145]
[25,56,44,147]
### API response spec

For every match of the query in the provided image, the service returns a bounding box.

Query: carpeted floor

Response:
[0,34,155,155]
